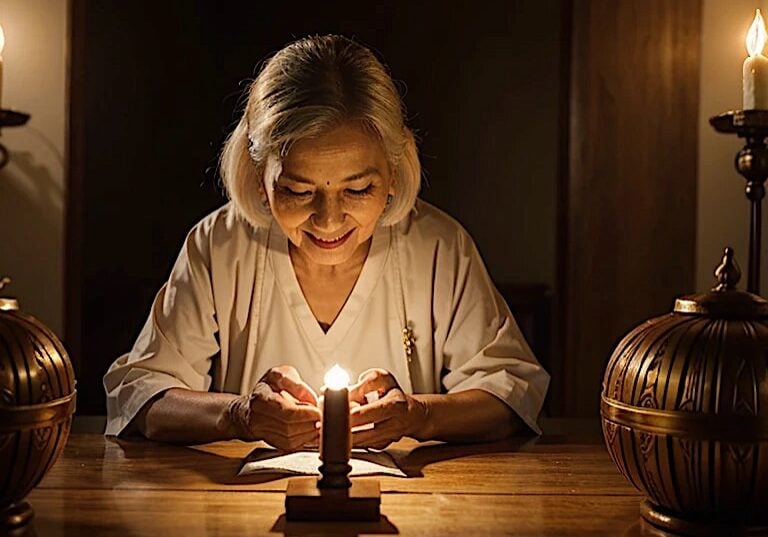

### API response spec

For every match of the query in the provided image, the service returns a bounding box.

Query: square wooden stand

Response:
[285,477,381,522]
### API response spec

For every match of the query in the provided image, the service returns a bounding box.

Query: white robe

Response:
[103,199,550,436]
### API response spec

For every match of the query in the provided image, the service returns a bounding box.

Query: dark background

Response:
[68,1,564,415]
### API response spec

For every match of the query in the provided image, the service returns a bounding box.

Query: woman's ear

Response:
[257,180,270,209]
[261,153,283,209]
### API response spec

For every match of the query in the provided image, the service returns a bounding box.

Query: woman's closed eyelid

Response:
[277,184,313,197]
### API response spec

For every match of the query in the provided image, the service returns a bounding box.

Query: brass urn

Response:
[0,278,76,528]
[601,248,768,536]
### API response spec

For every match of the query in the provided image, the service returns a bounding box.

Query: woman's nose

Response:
[311,192,345,230]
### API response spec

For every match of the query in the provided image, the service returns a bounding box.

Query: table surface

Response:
[17,419,654,537]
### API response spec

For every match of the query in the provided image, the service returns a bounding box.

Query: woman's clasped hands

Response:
[226,365,321,451]
[227,366,427,451]
[348,368,429,449]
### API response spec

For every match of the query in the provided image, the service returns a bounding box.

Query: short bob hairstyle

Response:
[220,35,421,228]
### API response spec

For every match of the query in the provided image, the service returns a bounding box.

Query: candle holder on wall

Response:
[0,108,30,170]
[710,109,768,295]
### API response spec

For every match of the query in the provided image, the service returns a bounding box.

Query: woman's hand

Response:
[347,368,429,449]
[225,365,321,451]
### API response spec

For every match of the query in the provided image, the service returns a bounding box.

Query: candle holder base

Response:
[285,476,380,522]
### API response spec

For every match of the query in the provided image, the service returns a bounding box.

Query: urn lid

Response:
[674,247,768,318]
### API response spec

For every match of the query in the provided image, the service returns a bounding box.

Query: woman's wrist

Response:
[219,394,251,441]
[408,391,519,443]
[409,395,433,441]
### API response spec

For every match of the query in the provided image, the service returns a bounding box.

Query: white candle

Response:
[743,9,768,109]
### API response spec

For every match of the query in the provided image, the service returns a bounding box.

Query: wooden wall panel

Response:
[559,0,701,416]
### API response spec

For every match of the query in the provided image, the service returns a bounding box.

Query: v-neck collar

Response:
[268,223,391,354]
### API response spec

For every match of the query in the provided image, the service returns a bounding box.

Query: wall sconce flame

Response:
[747,9,767,57]
[324,364,350,391]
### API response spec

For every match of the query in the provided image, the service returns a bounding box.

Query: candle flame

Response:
[324,364,350,390]
[0,24,5,56]
[747,9,767,57]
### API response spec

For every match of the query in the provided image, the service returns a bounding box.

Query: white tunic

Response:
[103,199,550,436]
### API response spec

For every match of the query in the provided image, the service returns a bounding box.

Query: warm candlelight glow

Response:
[747,9,767,57]
[324,364,350,391]
[0,25,5,57]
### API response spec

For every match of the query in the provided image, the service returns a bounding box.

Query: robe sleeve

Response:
[103,219,220,436]
[437,228,550,434]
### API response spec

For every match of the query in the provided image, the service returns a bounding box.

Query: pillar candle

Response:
[320,365,351,467]
[744,9,768,109]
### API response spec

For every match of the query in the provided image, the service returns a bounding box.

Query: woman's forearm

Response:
[412,390,521,443]
[131,388,240,444]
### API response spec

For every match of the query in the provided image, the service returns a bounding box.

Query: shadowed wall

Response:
[67,1,563,414]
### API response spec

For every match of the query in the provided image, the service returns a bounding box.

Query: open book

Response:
[238,448,407,478]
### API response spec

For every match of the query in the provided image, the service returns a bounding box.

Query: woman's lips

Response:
[305,229,354,249]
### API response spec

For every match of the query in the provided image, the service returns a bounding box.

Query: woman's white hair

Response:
[220,35,421,228]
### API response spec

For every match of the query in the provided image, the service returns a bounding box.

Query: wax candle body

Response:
[319,385,351,489]
[320,386,351,465]
[744,54,768,109]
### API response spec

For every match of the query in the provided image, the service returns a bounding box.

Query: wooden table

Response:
[16,420,652,536]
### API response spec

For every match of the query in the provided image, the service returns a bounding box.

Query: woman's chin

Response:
[296,232,370,267]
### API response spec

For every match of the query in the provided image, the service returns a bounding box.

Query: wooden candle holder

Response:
[285,476,380,522]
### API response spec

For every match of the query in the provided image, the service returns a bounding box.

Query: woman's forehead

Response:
[281,123,388,182]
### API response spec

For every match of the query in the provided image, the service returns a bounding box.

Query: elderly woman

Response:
[104,35,550,449]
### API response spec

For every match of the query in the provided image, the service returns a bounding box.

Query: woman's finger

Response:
[349,391,404,428]
[348,369,398,403]
[266,427,320,452]
[352,419,398,448]
[262,368,319,405]
[260,418,320,439]
[254,393,321,422]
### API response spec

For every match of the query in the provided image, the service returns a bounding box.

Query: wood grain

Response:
[560,0,702,416]
[24,488,644,537]
[36,435,639,496]
[18,432,646,535]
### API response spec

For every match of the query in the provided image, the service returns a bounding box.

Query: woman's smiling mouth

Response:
[305,229,354,249]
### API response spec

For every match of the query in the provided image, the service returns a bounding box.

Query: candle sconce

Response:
[709,109,768,295]
[0,108,30,170]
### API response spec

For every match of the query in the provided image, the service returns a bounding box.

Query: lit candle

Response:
[744,9,768,109]
[318,364,351,489]
[0,23,5,110]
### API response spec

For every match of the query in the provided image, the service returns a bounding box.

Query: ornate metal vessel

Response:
[0,278,76,528]
[601,249,768,536]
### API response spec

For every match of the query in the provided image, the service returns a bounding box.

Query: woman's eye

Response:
[279,186,312,198]
[346,185,374,197]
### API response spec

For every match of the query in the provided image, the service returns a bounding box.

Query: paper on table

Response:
[238,448,407,478]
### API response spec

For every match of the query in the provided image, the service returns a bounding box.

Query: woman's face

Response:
[267,122,394,267]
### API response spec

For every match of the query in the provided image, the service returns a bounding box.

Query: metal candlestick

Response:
[0,109,30,169]
[710,109,768,295]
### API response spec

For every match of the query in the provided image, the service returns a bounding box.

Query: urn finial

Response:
[0,276,18,312]
[713,247,741,292]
